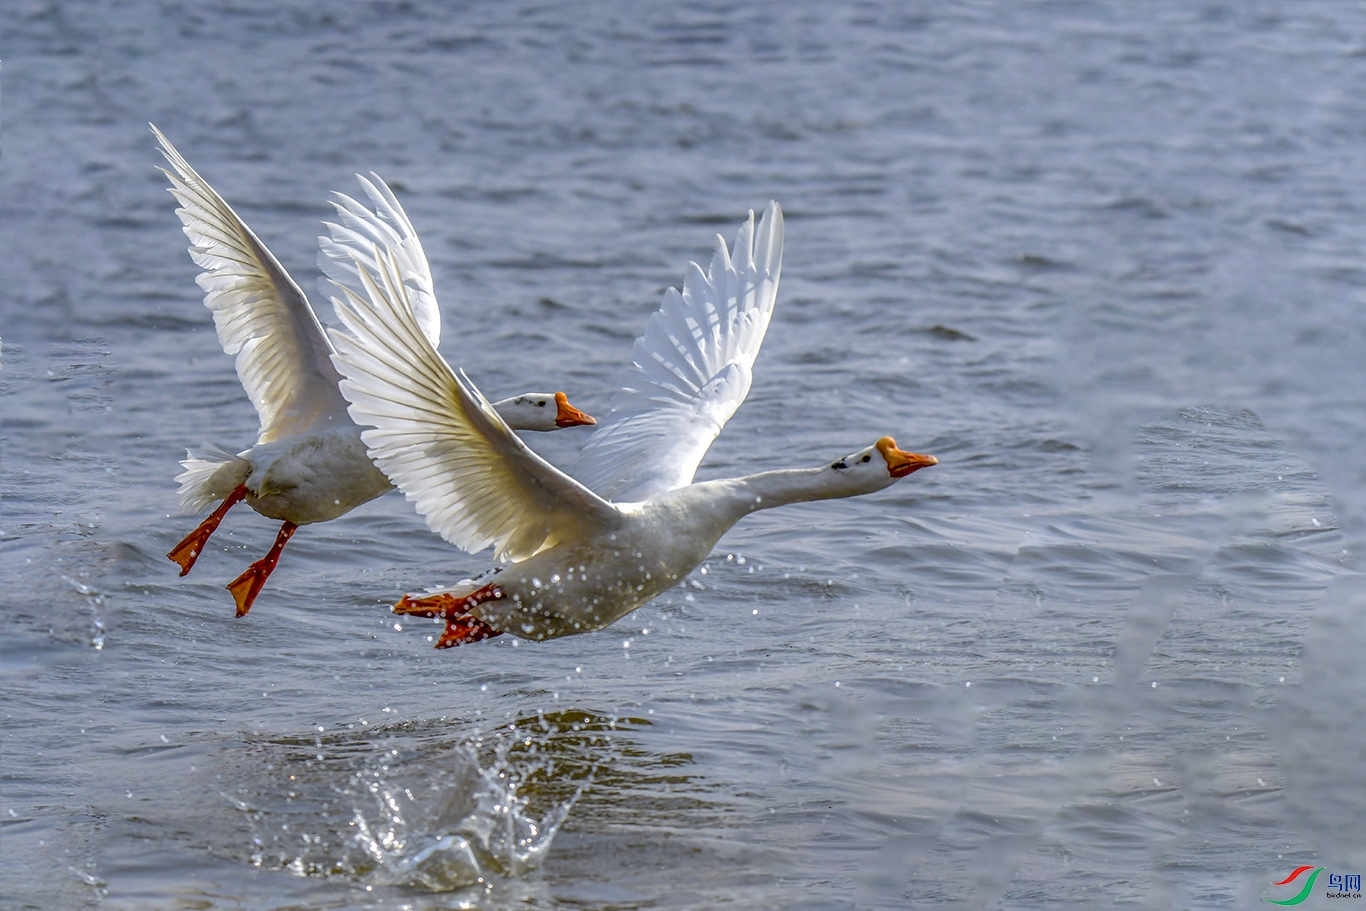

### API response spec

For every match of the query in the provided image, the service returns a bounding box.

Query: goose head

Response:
[492,392,597,432]
[826,436,937,491]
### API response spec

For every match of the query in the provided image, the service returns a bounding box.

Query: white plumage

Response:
[571,204,782,501]
[330,255,615,563]
[317,173,441,347]
[153,125,596,616]
[328,203,938,648]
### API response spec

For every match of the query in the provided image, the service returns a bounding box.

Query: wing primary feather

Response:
[318,172,440,346]
[151,123,349,443]
[327,244,620,560]
[572,203,784,502]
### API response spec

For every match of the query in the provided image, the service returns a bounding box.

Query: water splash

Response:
[60,573,106,650]
[353,736,584,889]
[225,710,630,892]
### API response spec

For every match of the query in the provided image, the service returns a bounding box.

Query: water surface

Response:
[4,2,1366,908]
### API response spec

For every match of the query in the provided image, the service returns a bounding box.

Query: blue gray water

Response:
[5,2,1366,908]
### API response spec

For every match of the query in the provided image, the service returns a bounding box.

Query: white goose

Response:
[153,126,595,617]
[328,202,936,648]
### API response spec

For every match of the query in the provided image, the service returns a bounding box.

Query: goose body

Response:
[328,202,937,647]
[451,458,927,642]
[198,425,388,526]
[153,125,594,616]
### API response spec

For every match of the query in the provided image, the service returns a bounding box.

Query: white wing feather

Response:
[327,247,619,561]
[317,174,441,346]
[152,124,348,444]
[573,202,784,502]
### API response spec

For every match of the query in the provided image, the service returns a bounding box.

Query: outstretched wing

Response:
[328,246,619,561]
[317,174,441,346]
[153,124,348,444]
[572,202,783,502]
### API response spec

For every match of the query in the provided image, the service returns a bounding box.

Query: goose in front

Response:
[153,126,595,617]
[328,201,936,647]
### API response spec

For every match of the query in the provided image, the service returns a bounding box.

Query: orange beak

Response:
[876,436,938,478]
[554,391,597,428]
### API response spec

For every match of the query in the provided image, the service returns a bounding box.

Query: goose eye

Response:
[537,400,546,407]
[861,454,871,463]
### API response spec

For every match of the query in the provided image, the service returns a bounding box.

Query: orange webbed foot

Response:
[167,484,248,576]
[224,521,296,617]
[168,526,214,577]
[226,563,268,618]
[435,616,504,648]
[393,584,504,619]
[392,583,506,648]
[393,592,466,618]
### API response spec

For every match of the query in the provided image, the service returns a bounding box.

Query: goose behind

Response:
[153,125,595,617]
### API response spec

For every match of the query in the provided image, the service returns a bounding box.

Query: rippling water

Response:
[6,2,1366,908]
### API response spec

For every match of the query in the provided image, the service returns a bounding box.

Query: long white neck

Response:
[692,465,895,528]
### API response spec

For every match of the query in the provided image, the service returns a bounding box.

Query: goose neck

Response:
[724,467,841,516]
